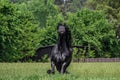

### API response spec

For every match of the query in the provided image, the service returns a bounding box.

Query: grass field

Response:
[0,62,120,80]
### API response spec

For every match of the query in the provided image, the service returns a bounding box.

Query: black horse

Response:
[47,23,72,74]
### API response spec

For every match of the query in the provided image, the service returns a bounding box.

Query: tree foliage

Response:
[66,9,119,58]
[25,0,59,27]
[0,0,40,62]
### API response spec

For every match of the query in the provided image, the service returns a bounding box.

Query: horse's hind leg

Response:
[47,61,55,74]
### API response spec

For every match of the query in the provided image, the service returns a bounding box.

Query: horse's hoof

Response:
[65,71,70,74]
[47,70,55,74]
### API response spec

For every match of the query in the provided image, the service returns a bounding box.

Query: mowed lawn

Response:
[0,62,120,80]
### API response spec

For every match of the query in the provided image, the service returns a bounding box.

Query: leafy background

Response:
[0,0,120,62]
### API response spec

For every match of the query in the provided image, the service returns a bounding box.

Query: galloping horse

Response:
[47,23,72,74]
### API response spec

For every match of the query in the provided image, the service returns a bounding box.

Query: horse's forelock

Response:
[57,23,63,30]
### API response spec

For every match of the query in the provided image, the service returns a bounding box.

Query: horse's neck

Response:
[58,35,68,51]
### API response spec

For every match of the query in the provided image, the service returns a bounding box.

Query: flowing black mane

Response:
[57,23,72,48]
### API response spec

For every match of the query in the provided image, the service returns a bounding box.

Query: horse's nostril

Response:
[60,31,64,33]
[58,31,65,34]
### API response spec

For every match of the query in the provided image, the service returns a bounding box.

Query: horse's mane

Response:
[57,23,72,48]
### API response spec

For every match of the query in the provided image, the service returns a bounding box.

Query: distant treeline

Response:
[0,0,120,62]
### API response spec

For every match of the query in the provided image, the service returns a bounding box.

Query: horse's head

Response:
[57,23,72,47]
[57,23,66,35]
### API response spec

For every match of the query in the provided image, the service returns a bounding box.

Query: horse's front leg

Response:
[61,62,70,74]
[61,62,66,74]
[47,61,55,74]
[61,58,71,74]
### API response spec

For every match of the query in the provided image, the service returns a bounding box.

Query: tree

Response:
[0,0,40,62]
[85,0,120,38]
[25,0,59,27]
[66,9,117,58]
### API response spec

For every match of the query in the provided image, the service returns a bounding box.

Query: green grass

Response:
[0,62,120,80]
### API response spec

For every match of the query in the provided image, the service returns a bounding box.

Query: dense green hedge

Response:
[66,9,120,58]
[0,0,119,62]
[0,0,40,62]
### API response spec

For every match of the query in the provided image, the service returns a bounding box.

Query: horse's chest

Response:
[53,52,69,62]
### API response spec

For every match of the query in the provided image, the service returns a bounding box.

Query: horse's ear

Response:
[63,23,66,26]
[58,23,62,25]
[57,23,62,29]
[63,23,69,28]
[63,23,69,31]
